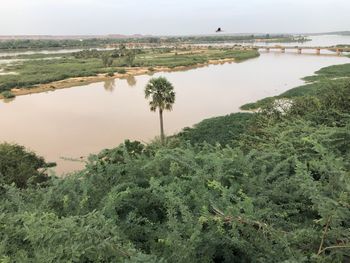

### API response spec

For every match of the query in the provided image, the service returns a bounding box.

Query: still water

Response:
[0,41,349,175]
[1,35,350,58]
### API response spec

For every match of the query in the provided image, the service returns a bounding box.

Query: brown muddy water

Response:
[0,52,349,175]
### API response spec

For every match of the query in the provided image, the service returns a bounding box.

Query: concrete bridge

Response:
[250,45,350,55]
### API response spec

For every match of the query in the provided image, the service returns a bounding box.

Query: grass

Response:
[302,63,350,82]
[240,63,350,110]
[0,48,259,92]
[175,112,253,146]
[1,90,15,98]
[0,58,111,91]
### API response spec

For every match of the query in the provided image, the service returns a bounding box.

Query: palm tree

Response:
[145,77,175,144]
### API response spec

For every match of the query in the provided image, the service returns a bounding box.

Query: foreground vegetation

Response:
[1,72,350,261]
[0,47,259,93]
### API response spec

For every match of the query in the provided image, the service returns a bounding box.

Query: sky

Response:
[0,0,349,36]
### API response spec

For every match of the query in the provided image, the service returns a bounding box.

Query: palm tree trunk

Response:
[159,109,165,144]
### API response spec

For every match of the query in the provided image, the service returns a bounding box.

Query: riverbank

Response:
[2,50,347,175]
[240,62,350,110]
[0,50,258,99]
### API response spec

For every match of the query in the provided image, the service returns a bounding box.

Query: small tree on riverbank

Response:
[145,77,175,144]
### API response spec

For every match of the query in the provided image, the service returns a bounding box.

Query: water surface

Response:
[1,50,348,174]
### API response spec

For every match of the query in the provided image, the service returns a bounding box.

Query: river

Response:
[0,36,349,175]
[1,35,350,58]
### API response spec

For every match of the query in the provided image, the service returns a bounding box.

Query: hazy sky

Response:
[1,0,349,35]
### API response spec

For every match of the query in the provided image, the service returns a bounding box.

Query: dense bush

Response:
[117,68,127,74]
[176,112,253,146]
[1,90,15,99]
[0,143,54,188]
[1,80,349,261]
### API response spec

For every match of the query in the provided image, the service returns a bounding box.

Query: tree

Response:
[0,143,54,188]
[125,50,136,67]
[102,54,114,67]
[145,77,175,144]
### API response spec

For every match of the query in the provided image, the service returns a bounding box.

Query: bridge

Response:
[249,45,350,55]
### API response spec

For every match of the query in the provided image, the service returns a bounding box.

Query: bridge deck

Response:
[252,46,350,52]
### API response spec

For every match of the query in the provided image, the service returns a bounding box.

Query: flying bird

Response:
[216,27,223,33]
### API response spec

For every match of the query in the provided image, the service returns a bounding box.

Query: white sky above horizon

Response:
[0,0,349,35]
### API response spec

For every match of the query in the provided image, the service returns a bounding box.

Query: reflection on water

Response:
[3,97,16,104]
[103,79,116,92]
[126,75,137,86]
[0,51,349,175]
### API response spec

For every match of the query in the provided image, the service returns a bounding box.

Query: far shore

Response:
[0,58,237,99]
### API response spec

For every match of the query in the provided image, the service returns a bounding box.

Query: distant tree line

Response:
[0,34,302,50]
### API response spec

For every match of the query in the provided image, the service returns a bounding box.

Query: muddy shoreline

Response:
[1,58,237,99]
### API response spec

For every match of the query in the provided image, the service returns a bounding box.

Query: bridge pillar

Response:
[298,48,302,54]
[316,48,321,55]
[281,48,285,53]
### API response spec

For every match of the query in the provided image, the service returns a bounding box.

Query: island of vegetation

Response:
[0,34,308,50]
[0,45,260,99]
[1,61,349,261]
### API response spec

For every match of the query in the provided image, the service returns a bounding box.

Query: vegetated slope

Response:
[1,81,350,262]
[175,112,253,146]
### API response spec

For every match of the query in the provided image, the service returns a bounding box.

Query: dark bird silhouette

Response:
[216,27,223,33]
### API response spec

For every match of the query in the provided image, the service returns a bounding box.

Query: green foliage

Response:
[0,58,106,91]
[72,49,101,59]
[303,63,350,82]
[1,79,350,261]
[105,71,115,77]
[176,112,253,146]
[240,63,350,110]
[101,54,114,67]
[0,35,304,51]
[117,68,127,74]
[0,143,53,188]
[145,77,176,112]
[125,50,136,67]
[0,47,258,92]
[1,91,15,99]
[145,77,176,143]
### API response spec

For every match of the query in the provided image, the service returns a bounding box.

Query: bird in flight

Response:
[216,27,223,33]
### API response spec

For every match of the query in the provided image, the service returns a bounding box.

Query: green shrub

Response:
[176,112,253,146]
[1,90,15,99]
[1,81,350,261]
[0,143,53,188]
[106,71,115,77]
[117,68,127,74]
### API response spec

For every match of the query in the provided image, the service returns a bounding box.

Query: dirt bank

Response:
[0,58,236,99]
